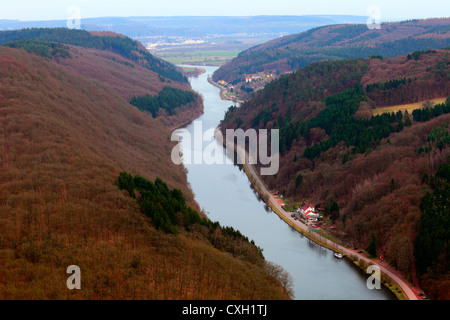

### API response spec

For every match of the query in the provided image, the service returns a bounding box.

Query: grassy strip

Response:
[351,258,407,300]
[372,97,446,116]
[157,50,240,66]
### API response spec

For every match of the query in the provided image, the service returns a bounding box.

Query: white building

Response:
[297,202,319,224]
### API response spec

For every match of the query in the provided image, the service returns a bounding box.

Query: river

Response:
[180,65,396,300]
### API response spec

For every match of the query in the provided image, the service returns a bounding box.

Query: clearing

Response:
[372,97,447,116]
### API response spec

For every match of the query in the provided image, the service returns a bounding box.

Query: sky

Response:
[1,0,449,21]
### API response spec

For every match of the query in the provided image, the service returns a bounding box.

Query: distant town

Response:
[216,70,294,101]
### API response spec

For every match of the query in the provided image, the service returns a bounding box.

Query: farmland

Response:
[155,49,242,67]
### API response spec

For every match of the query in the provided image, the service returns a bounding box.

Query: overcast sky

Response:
[1,0,449,21]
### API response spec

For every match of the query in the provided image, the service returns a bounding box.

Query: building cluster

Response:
[245,73,273,83]
[218,80,235,91]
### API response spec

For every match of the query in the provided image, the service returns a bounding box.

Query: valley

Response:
[0,30,292,299]
[0,8,448,303]
[219,46,450,300]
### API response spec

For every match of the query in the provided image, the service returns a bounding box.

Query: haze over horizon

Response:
[1,0,449,22]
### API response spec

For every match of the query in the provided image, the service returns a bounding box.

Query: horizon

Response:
[3,14,450,22]
[1,0,449,22]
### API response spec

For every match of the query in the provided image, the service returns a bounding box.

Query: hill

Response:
[213,17,450,99]
[0,15,369,38]
[0,29,204,128]
[0,28,188,83]
[220,49,450,299]
[0,44,291,299]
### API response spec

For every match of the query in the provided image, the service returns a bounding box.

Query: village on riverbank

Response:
[249,182,425,300]
[207,66,424,301]
[272,193,323,227]
[214,70,295,101]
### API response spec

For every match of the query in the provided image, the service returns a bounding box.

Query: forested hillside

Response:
[220,49,450,299]
[130,86,197,118]
[214,18,450,96]
[0,28,187,82]
[0,28,187,83]
[0,28,203,128]
[414,163,450,299]
[0,46,291,299]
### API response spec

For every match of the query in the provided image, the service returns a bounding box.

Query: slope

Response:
[0,28,187,83]
[220,49,450,299]
[214,17,450,98]
[0,29,204,128]
[0,46,291,299]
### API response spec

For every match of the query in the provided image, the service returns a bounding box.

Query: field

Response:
[155,49,241,66]
[372,97,447,116]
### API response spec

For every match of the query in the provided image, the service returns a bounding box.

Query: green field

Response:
[155,50,241,66]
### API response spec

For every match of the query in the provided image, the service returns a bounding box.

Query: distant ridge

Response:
[0,27,187,83]
[213,17,450,96]
[219,48,450,299]
[0,15,369,37]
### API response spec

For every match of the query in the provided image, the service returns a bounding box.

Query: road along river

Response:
[179,66,396,300]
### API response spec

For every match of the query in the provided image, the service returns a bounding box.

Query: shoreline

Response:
[201,67,421,300]
[207,77,246,104]
[220,126,421,301]
[184,67,207,77]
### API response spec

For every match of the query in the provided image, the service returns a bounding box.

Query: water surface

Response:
[181,66,395,300]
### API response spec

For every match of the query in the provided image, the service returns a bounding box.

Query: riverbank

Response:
[207,77,246,104]
[221,133,420,301]
[185,65,401,300]
[183,66,207,77]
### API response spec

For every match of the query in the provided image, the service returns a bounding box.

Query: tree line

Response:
[414,162,450,299]
[279,93,450,160]
[277,85,408,159]
[0,28,187,83]
[115,172,264,264]
[130,86,197,117]
[418,124,450,154]
[214,23,450,84]
[412,99,450,122]
[2,39,72,59]
[366,77,412,93]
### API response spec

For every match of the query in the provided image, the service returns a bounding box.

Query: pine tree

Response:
[367,233,377,257]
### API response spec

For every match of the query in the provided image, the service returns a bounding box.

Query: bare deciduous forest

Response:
[0,46,291,299]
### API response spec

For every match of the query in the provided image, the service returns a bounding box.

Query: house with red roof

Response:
[297,202,320,224]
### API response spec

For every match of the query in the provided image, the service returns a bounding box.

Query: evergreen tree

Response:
[367,233,377,257]
[295,173,303,188]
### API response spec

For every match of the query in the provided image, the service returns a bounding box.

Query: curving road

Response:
[225,135,420,300]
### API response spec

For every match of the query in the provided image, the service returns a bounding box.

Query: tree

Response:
[325,199,340,221]
[390,178,396,192]
[367,233,377,257]
[421,173,429,185]
[295,173,303,188]
[404,111,412,127]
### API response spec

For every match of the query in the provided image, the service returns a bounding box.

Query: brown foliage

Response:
[0,47,288,299]
[263,113,450,285]
[362,50,450,107]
